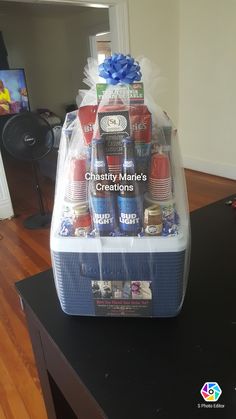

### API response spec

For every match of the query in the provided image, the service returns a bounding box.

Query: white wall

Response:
[128,0,179,125]
[128,0,236,179]
[0,3,109,117]
[179,0,236,179]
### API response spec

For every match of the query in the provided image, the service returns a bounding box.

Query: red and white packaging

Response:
[78,105,98,145]
[129,105,151,144]
[65,158,88,203]
[148,153,172,200]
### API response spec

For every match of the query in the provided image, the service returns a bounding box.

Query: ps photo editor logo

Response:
[200,382,222,402]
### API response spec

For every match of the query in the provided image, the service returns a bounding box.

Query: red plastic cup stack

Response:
[107,155,122,182]
[148,152,172,201]
[65,158,88,203]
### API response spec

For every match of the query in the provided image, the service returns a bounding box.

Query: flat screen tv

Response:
[0,69,30,116]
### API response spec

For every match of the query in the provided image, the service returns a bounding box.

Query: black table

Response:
[16,197,236,419]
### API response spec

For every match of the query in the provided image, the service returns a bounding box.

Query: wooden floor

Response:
[0,164,235,418]
[185,169,236,212]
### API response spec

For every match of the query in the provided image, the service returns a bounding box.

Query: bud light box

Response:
[50,54,190,318]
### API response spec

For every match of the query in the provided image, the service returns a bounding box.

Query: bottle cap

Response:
[74,204,89,216]
[122,137,133,145]
[92,138,104,146]
[145,205,162,217]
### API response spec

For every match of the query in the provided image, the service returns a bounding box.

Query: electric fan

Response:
[2,112,54,229]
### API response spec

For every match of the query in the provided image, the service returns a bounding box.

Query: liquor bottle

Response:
[90,138,115,236]
[118,137,142,235]
[73,204,92,237]
[144,205,163,236]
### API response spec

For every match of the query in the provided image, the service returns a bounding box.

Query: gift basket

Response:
[50,54,190,317]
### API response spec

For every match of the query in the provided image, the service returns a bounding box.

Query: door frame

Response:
[3,0,130,53]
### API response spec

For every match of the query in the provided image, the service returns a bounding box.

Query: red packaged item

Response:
[78,105,97,145]
[129,105,152,175]
[98,104,128,113]
[69,157,87,181]
[65,158,88,203]
[148,153,172,200]
[150,153,170,179]
[129,105,151,144]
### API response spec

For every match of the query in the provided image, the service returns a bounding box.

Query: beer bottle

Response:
[90,138,115,236]
[118,137,142,235]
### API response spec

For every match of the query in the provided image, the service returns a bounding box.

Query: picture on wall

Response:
[0,69,30,116]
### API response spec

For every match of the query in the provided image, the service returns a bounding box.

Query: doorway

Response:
[89,32,112,64]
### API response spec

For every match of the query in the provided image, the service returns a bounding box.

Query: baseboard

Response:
[0,153,14,220]
[183,155,236,180]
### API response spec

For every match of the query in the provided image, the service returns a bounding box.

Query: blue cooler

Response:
[51,230,189,317]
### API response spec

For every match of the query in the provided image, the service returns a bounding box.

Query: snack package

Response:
[51,54,190,318]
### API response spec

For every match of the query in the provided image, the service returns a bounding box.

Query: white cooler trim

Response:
[51,228,187,254]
